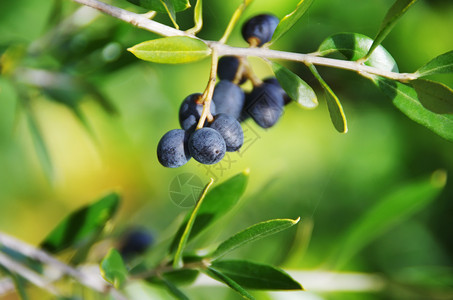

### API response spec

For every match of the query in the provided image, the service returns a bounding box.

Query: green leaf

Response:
[373,76,453,142]
[162,269,199,286]
[173,179,214,269]
[331,170,447,269]
[125,0,190,12]
[41,192,120,253]
[308,64,348,133]
[159,277,189,300]
[272,62,317,109]
[24,108,54,181]
[416,50,453,77]
[0,246,43,274]
[211,260,303,290]
[212,218,300,260]
[100,248,128,289]
[366,0,419,59]
[205,267,255,300]
[412,79,453,114]
[160,0,179,29]
[186,0,203,34]
[318,32,399,72]
[270,0,315,44]
[128,37,210,64]
[170,170,249,253]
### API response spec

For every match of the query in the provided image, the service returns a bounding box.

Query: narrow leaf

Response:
[128,37,211,64]
[205,267,255,300]
[272,62,317,109]
[416,50,453,77]
[366,0,418,58]
[24,108,54,180]
[186,0,203,34]
[412,79,453,114]
[160,0,179,29]
[212,218,300,260]
[162,269,199,286]
[270,0,315,44]
[211,260,303,290]
[170,170,249,253]
[125,0,190,12]
[173,179,214,269]
[100,248,128,289]
[41,192,120,253]
[373,76,453,142]
[160,277,189,300]
[332,170,446,269]
[309,64,347,133]
[318,32,398,72]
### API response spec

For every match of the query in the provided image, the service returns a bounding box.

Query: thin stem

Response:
[213,44,418,81]
[131,259,211,280]
[0,232,127,300]
[71,0,189,38]
[0,252,59,296]
[240,57,262,87]
[219,0,251,44]
[70,0,418,82]
[196,49,219,129]
[186,0,203,35]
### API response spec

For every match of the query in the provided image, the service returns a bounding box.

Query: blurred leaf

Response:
[412,79,453,114]
[125,0,190,12]
[416,50,453,77]
[373,76,453,142]
[170,170,249,253]
[397,266,453,289]
[0,267,29,300]
[100,248,128,289]
[128,37,210,64]
[211,260,303,290]
[0,246,43,274]
[366,0,419,59]
[212,218,300,260]
[161,0,179,29]
[162,269,199,286]
[270,0,315,44]
[173,179,214,269]
[45,0,63,29]
[308,64,347,133]
[318,32,399,72]
[41,192,120,253]
[186,0,203,34]
[272,62,317,109]
[332,170,447,269]
[84,82,118,115]
[205,267,255,300]
[24,108,54,181]
[160,277,189,300]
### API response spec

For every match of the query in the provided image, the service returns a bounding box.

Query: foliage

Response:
[0,0,452,299]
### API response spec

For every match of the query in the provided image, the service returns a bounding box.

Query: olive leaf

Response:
[128,37,211,64]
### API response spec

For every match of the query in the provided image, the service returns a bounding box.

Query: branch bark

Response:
[70,0,418,82]
[0,232,127,300]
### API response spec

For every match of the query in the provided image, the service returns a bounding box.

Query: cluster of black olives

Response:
[157,14,290,168]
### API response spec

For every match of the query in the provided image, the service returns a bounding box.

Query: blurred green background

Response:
[0,0,453,299]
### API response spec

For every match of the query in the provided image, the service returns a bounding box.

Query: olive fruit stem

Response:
[71,0,419,82]
[196,48,219,130]
[219,0,253,44]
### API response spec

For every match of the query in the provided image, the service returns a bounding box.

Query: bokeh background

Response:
[0,0,452,299]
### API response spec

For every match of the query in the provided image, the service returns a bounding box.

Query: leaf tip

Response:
[431,169,447,188]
